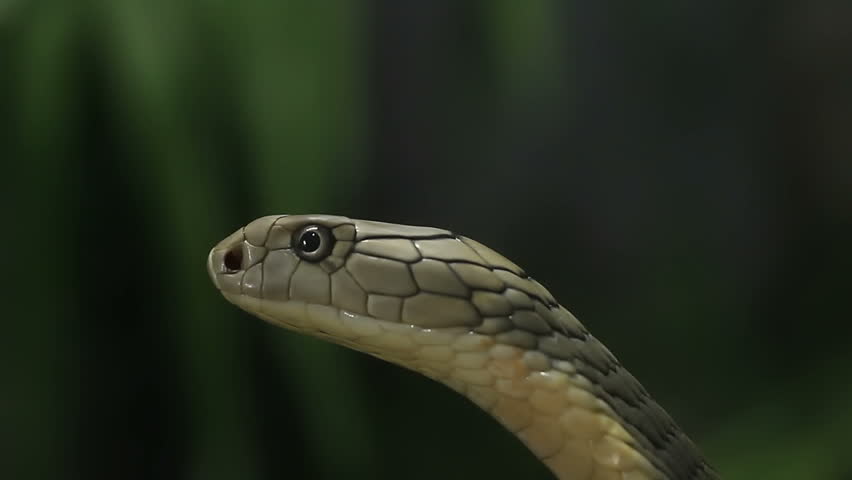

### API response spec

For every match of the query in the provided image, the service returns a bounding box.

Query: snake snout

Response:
[207,228,252,294]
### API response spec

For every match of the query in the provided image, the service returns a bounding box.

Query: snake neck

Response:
[357,322,663,480]
[248,297,717,480]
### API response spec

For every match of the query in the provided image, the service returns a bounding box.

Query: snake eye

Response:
[294,224,334,262]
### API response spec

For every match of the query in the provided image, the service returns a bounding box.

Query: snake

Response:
[207,214,719,480]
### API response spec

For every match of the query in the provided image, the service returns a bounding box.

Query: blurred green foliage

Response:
[3,1,851,479]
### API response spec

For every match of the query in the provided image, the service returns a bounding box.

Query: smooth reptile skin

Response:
[207,214,719,480]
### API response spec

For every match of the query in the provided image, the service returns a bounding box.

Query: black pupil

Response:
[299,230,321,253]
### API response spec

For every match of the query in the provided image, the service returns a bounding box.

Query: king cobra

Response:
[207,214,719,480]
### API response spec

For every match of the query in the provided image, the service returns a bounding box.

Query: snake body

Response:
[207,214,718,480]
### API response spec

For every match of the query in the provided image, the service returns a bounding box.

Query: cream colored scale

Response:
[208,214,719,480]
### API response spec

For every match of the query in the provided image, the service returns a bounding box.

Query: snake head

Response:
[207,214,567,356]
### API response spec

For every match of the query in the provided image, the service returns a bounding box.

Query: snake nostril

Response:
[223,245,243,273]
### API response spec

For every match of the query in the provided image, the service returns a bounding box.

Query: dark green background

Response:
[4,1,851,479]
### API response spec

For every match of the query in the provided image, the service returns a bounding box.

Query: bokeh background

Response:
[4,1,852,479]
